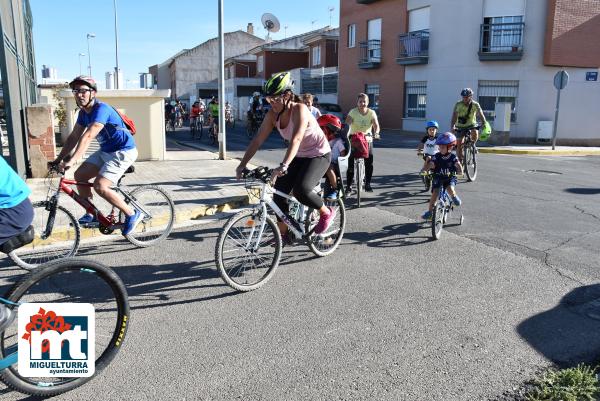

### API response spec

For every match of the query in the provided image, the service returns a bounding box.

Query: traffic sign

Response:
[553,70,569,90]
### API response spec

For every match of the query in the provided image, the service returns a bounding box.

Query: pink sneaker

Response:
[314,206,336,234]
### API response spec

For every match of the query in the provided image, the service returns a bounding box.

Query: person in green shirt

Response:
[345,93,380,192]
[208,96,220,132]
[450,88,487,163]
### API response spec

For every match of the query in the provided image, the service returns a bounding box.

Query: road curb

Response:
[478,148,600,156]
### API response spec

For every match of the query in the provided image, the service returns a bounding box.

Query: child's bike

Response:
[0,228,129,397]
[215,166,346,292]
[8,166,175,270]
[417,151,432,192]
[431,173,463,240]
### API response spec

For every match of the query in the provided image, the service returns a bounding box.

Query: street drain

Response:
[524,169,563,175]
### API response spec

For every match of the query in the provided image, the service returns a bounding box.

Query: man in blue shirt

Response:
[0,157,33,246]
[50,76,141,235]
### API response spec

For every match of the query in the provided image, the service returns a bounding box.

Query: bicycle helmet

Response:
[426,120,439,129]
[252,91,261,97]
[317,114,342,134]
[263,72,294,96]
[436,132,457,146]
[69,75,97,91]
[460,88,474,97]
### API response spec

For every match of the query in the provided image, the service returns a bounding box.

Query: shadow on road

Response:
[344,221,430,248]
[565,188,600,195]
[517,283,600,366]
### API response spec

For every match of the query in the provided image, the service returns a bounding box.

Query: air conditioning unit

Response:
[536,121,553,144]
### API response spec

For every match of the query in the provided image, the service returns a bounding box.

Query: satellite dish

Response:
[261,13,280,33]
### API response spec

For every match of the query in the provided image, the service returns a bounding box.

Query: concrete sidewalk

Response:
[477,145,600,156]
[25,139,250,241]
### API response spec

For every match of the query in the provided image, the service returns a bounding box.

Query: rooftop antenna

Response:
[261,13,280,43]
[284,25,289,39]
[311,19,318,29]
[328,6,334,27]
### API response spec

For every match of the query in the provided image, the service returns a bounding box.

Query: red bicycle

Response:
[8,165,175,270]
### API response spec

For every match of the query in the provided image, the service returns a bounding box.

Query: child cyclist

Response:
[317,114,346,200]
[422,132,463,220]
[418,120,439,173]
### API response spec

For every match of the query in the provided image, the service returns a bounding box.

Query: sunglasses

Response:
[265,95,285,104]
[72,88,93,94]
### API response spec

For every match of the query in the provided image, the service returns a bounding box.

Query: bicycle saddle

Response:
[0,225,34,254]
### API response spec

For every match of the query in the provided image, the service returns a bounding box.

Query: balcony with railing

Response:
[478,22,525,61]
[397,30,429,65]
[358,39,381,69]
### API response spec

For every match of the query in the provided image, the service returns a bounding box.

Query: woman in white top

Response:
[302,93,322,119]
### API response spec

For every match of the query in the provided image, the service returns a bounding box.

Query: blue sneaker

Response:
[452,196,462,206]
[78,214,98,224]
[422,210,432,220]
[122,210,142,235]
[324,190,338,200]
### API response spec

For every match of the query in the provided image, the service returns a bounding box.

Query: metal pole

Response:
[321,66,324,95]
[86,37,92,76]
[114,0,120,89]
[78,53,85,75]
[551,87,561,150]
[218,0,226,160]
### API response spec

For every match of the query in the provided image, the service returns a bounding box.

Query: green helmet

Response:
[263,72,294,96]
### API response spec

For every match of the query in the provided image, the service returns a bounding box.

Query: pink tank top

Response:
[276,106,331,158]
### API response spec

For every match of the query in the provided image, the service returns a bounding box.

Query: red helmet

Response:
[317,114,342,133]
[69,75,97,91]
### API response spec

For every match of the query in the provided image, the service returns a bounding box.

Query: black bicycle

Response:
[0,228,129,397]
[454,126,478,182]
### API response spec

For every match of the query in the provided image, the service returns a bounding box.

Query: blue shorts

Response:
[432,176,457,190]
[0,198,34,245]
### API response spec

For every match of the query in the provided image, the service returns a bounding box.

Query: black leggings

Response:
[347,141,374,186]
[274,154,331,217]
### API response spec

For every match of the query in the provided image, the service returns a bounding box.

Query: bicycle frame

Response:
[51,175,152,231]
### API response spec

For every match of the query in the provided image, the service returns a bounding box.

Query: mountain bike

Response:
[0,229,129,397]
[215,166,346,292]
[189,115,204,140]
[431,173,463,240]
[8,166,175,270]
[455,126,478,182]
[246,112,262,139]
[207,116,218,145]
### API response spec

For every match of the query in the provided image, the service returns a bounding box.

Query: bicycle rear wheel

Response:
[122,185,175,247]
[305,198,346,257]
[215,209,281,292]
[0,258,129,397]
[431,201,445,240]
[9,202,81,271]
[464,143,477,182]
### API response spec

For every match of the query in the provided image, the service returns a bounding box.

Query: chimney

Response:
[247,23,254,35]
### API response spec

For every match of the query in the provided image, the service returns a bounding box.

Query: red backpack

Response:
[350,132,369,158]
[111,106,137,135]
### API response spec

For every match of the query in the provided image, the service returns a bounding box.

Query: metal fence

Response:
[359,40,382,64]
[479,22,524,53]
[397,30,429,59]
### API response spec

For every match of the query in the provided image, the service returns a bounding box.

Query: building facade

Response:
[339,0,600,144]
[0,0,37,175]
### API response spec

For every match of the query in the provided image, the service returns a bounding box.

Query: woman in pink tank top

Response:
[236,72,335,238]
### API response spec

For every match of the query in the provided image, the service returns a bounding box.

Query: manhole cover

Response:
[524,169,562,175]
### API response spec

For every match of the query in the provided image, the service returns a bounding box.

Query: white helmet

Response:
[252,91,260,97]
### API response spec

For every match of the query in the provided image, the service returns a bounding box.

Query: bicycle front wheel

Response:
[0,258,129,397]
[464,144,477,182]
[9,202,81,271]
[356,160,364,208]
[122,185,175,247]
[215,209,282,292]
[431,201,445,240]
[306,198,346,257]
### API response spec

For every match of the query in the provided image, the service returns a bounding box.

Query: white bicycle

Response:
[215,166,346,292]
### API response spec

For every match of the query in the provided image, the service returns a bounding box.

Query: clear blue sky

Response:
[31,0,340,89]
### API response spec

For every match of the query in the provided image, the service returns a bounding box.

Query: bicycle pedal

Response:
[81,222,100,229]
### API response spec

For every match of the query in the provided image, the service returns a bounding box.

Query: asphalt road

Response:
[1,124,599,400]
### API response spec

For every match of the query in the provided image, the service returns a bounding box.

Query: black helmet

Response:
[460,88,474,97]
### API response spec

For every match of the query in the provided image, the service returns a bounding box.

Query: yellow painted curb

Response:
[478,148,600,156]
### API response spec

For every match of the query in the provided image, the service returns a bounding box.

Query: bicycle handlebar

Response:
[242,166,273,182]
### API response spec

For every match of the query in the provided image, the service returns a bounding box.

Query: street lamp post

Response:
[113,0,120,89]
[86,33,95,77]
[78,53,86,76]
[218,0,226,160]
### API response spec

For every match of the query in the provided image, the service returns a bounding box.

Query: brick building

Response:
[339,0,600,145]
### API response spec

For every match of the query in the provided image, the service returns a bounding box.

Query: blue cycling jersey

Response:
[76,101,135,153]
[0,157,31,208]
[431,152,458,176]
